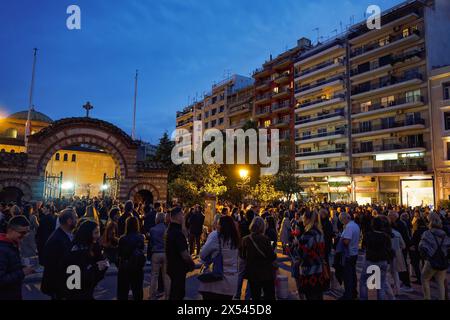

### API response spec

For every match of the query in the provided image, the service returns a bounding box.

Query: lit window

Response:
[403,28,410,38]
[5,128,18,139]
[381,95,395,107]
[360,101,372,113]
[55,153,60,161]
[264,120,271,128]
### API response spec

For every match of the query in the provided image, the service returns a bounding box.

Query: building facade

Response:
[173,0,450,206]
[430,66,450,203]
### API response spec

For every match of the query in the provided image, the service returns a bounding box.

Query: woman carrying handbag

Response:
[198,216,240,300]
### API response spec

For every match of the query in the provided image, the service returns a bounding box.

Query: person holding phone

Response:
[0,216,36,300]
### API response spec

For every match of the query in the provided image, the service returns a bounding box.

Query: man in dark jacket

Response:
[390,211,413,291]
[188,206,205,256]
[0,216,35,300]
[165,207,195,300]
[36,205,56,265]
[41,208,77,299]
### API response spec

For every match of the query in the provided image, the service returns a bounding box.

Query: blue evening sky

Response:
[0,0,402,143]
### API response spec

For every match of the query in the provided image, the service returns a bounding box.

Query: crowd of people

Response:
[0,197,449,300]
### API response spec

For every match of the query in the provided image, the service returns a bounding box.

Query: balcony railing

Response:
[295,110,345,125]
[352,118,425,134]
[353,164,427,174]
[352,95,423,115]
[296,59,343,77]
[272,101,291,111]
[273,117,290,126]
[255,107,271,115]
[350,30,421,58]
[295,75,344,94]
[296,128,345,141]
[297,167,347,174]
[229,103,251,115]
[255,93,271,102]
[275,72,290,80]
[353,141,425,154]
[351,72,423,96]
[296,148,346,157]
[298,93,346,109]
[255,79,271,89]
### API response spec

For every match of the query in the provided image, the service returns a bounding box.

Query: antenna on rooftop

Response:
[313,27,320,44]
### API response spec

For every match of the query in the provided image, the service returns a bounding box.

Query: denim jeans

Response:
[359,260,388,300]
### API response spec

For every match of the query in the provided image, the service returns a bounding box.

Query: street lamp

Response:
[239,169,249,180]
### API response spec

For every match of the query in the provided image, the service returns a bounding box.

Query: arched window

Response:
[63,154,68,162]
[5,128,18,138]
[55,153,60,161]
[71,154,76,162]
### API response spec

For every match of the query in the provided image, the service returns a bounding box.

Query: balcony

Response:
[295,129,346,144]
[295,75,344,97]
[353,163,427,174]
[254,107,271,118]
[352,95,424,119]
[296,94,346,113]
[272,117,290,128]
[229,119,248,129]
[350,30,421,62]
[255,79,271,91]
[352,118,425,138]
[228,103,251,116]
[295,59,344,81]
[353,141,426,156]
[255,93,271,105]
[272,101,291,112]
[274,72,291,84]
[295,148,346,160]
[272,88,291,100]
[253,67,271,78]
[176,118,193,128]
[351,72,423,100]
[296,167,347,177]
[295,110,345,128]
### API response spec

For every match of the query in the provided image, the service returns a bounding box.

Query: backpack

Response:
[429,233,449,271]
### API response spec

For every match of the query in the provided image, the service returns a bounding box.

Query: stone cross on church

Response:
[83,102,93,117]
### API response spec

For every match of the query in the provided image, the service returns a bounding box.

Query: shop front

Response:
[354,178,377,205]
[400,177,434,208]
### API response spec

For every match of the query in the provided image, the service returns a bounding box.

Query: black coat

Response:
[40,228,73,297]
[0,237,25,300]
[118,212,132,236]
[143,210,157,234]
[61,245,107,300]
[36,214,56,264]
[188,212,205,236]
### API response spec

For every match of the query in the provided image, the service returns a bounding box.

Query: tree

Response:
[274,160,302,201]
[168,163,227,206]
[251,175,282,205]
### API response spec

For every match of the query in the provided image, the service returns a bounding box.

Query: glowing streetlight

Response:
[100,184,109,191]
[61,181,74,190]
[239,169,249,180]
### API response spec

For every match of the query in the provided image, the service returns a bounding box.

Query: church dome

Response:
[7,109,53,123]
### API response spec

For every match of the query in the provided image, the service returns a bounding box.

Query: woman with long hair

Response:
[292,209,328,300]
[117,216,146,300]
[101,207,120,266]
[61,220,108,300]
[199,215,241,300]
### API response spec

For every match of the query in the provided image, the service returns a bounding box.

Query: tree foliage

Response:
[274,160,302,201]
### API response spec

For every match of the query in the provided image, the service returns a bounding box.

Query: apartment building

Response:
[294,37,350,201]
[292,0,450,205]
[228,84,254,129]
[253,46,302,158]
[430,66,450,203]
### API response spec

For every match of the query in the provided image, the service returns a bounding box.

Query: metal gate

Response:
[102,170,120,199]
[43,171,63,200]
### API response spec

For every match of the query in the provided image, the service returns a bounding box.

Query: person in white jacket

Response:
[198,215,240,300]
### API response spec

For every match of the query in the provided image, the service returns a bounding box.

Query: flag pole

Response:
[132,69,138,140]
[25,48,38,151]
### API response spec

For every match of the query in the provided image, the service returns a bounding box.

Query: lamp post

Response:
[237,168,250,203]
